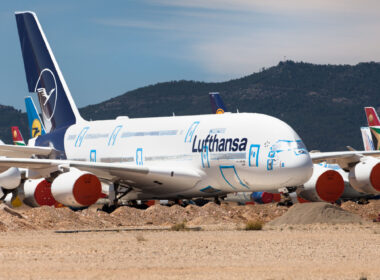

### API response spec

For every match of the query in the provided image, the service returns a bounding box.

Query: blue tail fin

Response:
[209,92,227,114]
[25,96,46,138]
[15,11,82,133]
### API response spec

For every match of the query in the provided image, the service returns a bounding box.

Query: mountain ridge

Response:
[4,61,380,151]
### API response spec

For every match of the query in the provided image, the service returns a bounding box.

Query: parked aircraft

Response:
[1,11,317,208]
[25,96,46,138]
[1,12,379,210]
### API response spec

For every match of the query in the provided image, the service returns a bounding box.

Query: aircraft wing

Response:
[310,150,380,169]
[0,144,54,158]
[0,158,202,192]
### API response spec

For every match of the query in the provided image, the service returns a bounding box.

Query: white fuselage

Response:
[63,112,313,199]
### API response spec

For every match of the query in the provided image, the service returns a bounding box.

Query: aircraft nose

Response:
[281,153,313,187]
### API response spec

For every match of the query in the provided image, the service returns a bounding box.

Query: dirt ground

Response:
[0,201,380,279]
[0,226,380,280]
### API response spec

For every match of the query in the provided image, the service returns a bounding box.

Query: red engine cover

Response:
[34,180,57,206]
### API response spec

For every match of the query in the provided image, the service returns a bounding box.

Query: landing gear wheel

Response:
[193,198,209,207]
[214,197,221,205]
[357,198,369,205]
[277,200,293,207]
[100,203,118,213]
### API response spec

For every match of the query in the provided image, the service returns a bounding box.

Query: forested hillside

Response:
[2,61,380,151]
[80,61,380,151]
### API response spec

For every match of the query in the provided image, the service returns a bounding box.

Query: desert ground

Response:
[0,201,379,280]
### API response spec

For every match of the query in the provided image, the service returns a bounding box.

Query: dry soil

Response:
[0,201,379,279]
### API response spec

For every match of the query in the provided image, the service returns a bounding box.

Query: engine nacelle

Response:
[297,164,344,202]
[51,168,102,207]
[0,167,21,190]
[23,178,57,207]
[349,157,380,194]
[251,192,274,204]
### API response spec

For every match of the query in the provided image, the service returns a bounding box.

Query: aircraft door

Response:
[219,165,249,190]
[108,125,122,146]
[90,150,96,162]
[267,150,281,171]
[136,148,143,166]
[248,144,260,167]
[201,145,210,168]
[75,127,89,147]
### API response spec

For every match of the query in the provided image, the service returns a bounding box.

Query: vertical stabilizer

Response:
[360,127,375,151]
[209,92,227,114]
[364,107,380,150]
[25,96,46,138]
[15,11,83,133]
[11,127,26,146]
[364,107,380,126]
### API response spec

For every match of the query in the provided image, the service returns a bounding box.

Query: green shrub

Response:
[171,222,188,231]
[245,220,263,231]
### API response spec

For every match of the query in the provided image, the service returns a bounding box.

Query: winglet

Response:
[365,107,380,126]
[346,146,356,151]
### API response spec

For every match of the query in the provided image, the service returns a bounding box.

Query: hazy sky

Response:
[1,0,380,110]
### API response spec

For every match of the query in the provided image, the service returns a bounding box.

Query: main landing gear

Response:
[101,182,133,213]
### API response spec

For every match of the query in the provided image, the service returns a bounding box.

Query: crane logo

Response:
[34,68,57,121]
[216,108,224,114]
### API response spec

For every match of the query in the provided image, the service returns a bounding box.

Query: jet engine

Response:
[0,167,21,190]
[23,178,57,207]
[297,164,344,202]
[251,192,274,204]
[51,168,102,207]
[349,157,380,194]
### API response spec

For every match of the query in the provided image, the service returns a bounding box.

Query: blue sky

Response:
[1,0,380,110]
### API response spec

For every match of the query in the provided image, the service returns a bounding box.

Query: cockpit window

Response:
[271,140,307,153]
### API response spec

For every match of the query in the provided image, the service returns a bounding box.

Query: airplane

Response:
[3,11,316,209]
[1,11,379,210]
[25,96,46,138]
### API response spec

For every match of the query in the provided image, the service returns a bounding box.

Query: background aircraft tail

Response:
[15,11,83,133]
[365,107,380,126]
[364,107,380,150]
[11,127,25,146]
[360,127,375,151]
[25,96,46,138]
[209,92,227,114]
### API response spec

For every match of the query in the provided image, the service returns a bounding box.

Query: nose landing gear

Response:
[277,186,299,207]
